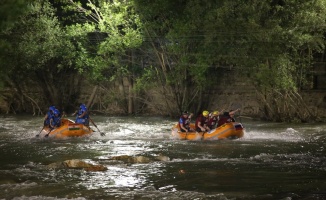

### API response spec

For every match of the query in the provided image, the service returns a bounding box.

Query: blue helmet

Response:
[49,106,56,112]
[80,104,87,111]
[55,109,61,116]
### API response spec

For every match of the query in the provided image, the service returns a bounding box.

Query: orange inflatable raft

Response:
[171,122,244,140]
[39,118,93,139]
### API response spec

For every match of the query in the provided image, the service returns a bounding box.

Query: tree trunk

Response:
[127,76,133,114]
[87,85,98,109]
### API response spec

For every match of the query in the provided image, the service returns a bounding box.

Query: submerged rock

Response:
[63,159,93,168]
[46,155,170,170]
[85,165,107,172]
[46,161,66,169]
[109,154,170,164]
[109,155,151,163]
[46,159,107,171]
[154,153,170,162]
[133,156,152,163]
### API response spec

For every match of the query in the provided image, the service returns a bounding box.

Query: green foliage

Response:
[0,0,30,87]
[0,0,88,110]
[0,0,30,31]
[134,0,212,113]
[1,0,326,117]
[133,0,326,116]
[207,0,326,92]
[134,66,156,91]
[19,5,73,69]
[62,0,143,81]
[0,0,84,84]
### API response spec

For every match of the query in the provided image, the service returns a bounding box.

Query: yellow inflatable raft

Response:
[171,122,244,140]
[39,118,93,139]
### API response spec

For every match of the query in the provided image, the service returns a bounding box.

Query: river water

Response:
[0,115,325,200]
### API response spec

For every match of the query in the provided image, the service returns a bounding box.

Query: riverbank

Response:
[1,74,326,121]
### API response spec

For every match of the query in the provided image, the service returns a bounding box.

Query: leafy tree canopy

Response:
[61,0,143,81]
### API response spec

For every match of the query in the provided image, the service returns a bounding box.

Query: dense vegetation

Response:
[0,0,326,122]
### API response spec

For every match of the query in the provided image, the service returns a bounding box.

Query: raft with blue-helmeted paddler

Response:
[38,118,93,138]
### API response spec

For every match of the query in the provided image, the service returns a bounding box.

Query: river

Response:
[0,115,325,199]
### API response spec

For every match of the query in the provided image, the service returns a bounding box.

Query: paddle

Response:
[45,128,54,137]
[184,130,188,140]
[35,126,44,137]
[89,117,105,136]
[201,126,210,140]
[238,108,242,123]
[201,131,205,140]
[36,119,48,137]
[197,127,206,140]
[238,115,254,120]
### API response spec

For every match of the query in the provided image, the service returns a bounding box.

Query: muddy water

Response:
[0,115,325,199]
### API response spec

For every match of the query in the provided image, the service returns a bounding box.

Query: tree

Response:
[0,0,29,88]
[134,0,326,121]
[61,0,143,114]
[201,0,326,121]
[0,0,85,114]
[134,0,214,116]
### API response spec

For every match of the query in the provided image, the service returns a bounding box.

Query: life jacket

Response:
[217,112,234,127]
[75,104,89,125]
[195,114,208,129]
[51,109,61,127]
[178,116,190,130]
[44,111,53,126]
[185,117,191,128]
[217,116,228,127]
[208,116,218,129]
